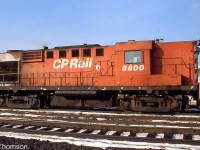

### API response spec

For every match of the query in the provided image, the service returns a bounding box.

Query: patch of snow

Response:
[77,129,87,134]
[96,118,107,121]
[120,131,130,137]
[90,130,101,135]
[105,131,116,135]
[136,132,148,138]
[10,117,25,120]
[49,128,61,132]
[46,119,69,123]
[12,125,23,129]
[192,135,200,140]
[23,114,42,117]
[78,117,86,120]
[155,133,164,139]
[0,113,16,116]
[151,120,200,124]
[64,129,74,132]
[0,116,24,120]
[1,124,12,128]
[36,127,47,130]
[172,134,184,140]
[24,126,35,130]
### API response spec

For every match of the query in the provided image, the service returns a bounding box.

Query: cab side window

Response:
[125,51,142,64]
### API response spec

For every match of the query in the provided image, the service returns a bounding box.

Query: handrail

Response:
[0,72,95,87]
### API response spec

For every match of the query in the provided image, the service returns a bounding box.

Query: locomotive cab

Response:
[115,40,152,86]
[114,40,199,112]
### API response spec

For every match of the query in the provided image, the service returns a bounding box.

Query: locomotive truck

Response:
[0,39,199,112]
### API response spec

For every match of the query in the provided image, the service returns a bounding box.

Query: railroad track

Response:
[0,121,200,145]
[0,108,200,149]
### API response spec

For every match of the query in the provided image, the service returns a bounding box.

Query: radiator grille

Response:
[22,51,44,62]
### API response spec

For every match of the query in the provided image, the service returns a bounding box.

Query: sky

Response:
[0,0,199,51]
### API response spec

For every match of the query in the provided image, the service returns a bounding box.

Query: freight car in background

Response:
[0,39,199,112]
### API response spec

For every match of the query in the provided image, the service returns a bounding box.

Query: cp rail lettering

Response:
[53,58,93,69]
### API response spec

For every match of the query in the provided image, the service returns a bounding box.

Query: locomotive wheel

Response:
[124,101,131,110]
[119,99,124,110]
[119,99,131,111]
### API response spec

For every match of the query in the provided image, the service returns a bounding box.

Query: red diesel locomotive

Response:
[0,39,199,112]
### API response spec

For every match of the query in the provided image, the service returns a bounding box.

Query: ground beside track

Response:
[0,136,136,150]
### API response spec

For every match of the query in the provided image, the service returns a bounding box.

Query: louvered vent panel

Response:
[22,51,44,62]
